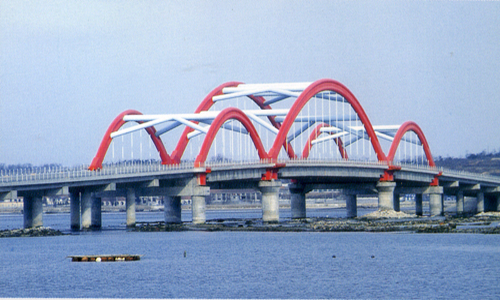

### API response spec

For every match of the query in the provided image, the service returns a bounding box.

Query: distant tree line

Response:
[434,149,500,176]
[0,163,63,171]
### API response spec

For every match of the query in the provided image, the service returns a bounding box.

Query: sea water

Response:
[1,210,500,299]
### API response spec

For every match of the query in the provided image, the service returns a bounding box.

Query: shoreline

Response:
[135,210,500,234]
[2,207,500,237]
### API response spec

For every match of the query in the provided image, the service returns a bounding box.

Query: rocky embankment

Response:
[135,210,500,234]
[3,212,500,237]
[0,227,65,238]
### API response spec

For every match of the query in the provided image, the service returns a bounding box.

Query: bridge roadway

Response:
[1,160,500,230]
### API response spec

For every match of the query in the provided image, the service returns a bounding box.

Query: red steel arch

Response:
[301,123,348,159]
[89,79,436,171]
[194,107,269,167]
[171,82,240,163]
[387,121,435,167]
[89,109,172,170]
[268,79,387,162]
[171,81,295,163]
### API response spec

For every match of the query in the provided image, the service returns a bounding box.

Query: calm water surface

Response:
[1,210,500,299]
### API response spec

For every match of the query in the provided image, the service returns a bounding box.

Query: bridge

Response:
[1,79,499,230]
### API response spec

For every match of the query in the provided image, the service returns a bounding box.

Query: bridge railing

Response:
[0,159,387,185]
[1,159,499,186]
[0,161,195,185]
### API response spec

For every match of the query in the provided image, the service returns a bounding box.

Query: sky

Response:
[1,0,499,166]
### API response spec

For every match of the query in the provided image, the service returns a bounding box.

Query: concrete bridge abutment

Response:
[259,180,281,223]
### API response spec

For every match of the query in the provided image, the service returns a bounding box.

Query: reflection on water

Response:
[0,207,377,232]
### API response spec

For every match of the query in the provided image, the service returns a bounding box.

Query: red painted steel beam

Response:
[268,79,387,162]
[89,110,171,170]
[194,107,269,167]
[301,123,348,159]
[171,82,296,164]
[387,121,435,167]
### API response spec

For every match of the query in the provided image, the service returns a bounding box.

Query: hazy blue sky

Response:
[1,0,499,166]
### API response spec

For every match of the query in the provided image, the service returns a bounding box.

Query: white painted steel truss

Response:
[111,82,421,148]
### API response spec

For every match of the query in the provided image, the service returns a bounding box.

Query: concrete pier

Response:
[393,192,401,212]
[476,192,485,213]
[289,184,306,219]
[70,191,81,230]
[81,191,92,229]
[346,194,357,218]
[23,196,43,228]
[376,181,396,211]
[192,195,206,224]
[259,180,281,223]
[415,194,423,216]
[91,195,102,229]
[456,190,464,215]
[164,196,182,224]
[126,189,136,227]
[428,186,444,216]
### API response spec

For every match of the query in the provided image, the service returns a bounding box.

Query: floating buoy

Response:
[332,255,336,258]
[371,255,375,259]
[68,254,142,262]
[184,251,187,258]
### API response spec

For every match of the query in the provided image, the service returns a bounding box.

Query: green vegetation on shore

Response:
[435,150,500,176]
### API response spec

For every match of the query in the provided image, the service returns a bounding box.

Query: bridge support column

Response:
[415,194,423,216]
[164,196,182,224]
[376,181,396,211]
[346,194,357,218]
[81,191,92,229]
[476,192,485,213]
[126,189,136,227]
[393,192,401,212]
[70,191,81,230]
[259,180,281,223]
[91,195,102,229]
[23,196,43,228]
[456,190,464,216]
[192,195,206,224]
[289,184,306,219]
[484,195,496,212]
[428,186,444,217]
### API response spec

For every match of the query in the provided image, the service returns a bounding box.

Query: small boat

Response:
[67,254,142,262]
